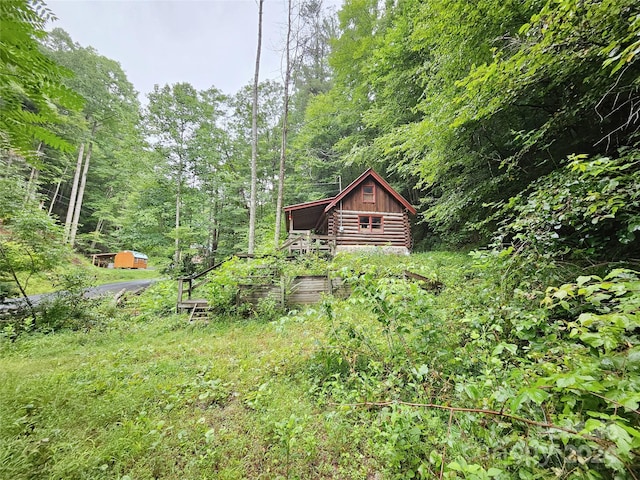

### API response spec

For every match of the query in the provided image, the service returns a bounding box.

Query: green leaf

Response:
[607,423,633,456]
[556,374,576,388]
[510,392,527,412]
[576,275,592,286]
[525,388,549,405]
[583,419,603,433]
[465,384,481,400]
[580,332,605,348]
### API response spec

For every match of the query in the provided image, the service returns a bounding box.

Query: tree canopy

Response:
[1,0,639,267]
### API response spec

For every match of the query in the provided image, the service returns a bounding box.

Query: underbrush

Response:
[307,252,640,478]
[2,251,638,478]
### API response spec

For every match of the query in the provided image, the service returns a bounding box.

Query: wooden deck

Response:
[282,232,336,255]
[175,248,342,314]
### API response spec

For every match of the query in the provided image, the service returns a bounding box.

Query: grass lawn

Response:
[0,313,375,479]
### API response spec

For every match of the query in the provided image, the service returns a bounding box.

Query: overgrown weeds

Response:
[308,252,640,478]
[2,251,638,478]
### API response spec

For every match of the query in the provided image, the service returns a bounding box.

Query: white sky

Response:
[47,0,312,100]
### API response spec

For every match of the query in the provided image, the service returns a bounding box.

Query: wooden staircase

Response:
[176,256,238,319]
[176,248,331,318]
[182,299,211,322]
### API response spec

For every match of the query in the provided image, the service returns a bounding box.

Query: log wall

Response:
[328,210,411,248]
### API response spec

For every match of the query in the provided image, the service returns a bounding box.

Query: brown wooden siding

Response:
[237,284,283,306]
[328,210,409,247]
[288,276,330,305]
[236,276,349,307]
[340,180,403,213]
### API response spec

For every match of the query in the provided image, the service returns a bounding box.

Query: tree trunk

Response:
[275,0,293,249]
[24,143,43,204]
[174,173,181,266]
[69,121,97,247]
[47,166,67,216]
[89,187,112,251]
[69,139,93,247]
[64,142,85,243]
[89,218,104,251]
[248,0,264,255]
[25,167,38,203]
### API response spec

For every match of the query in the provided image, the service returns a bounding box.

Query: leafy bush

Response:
[38,269,98,331]
[493,151,640,263]
[132,280,177,318]
[308,254,640,478]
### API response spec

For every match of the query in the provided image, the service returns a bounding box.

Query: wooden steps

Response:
[178,299,211,321]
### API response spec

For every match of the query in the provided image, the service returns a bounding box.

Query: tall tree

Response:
[68,120,96,246]
[274,0,294,246]
[248,0,265,255]
[42,28,140,249]
[144,83,225,267]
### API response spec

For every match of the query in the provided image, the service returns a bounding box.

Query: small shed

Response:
[92,252,117,268]
[284,168,417,254]
[114,250,148,269]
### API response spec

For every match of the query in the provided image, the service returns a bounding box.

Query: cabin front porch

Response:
[281,230,336,256]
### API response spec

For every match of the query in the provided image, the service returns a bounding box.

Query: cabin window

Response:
[362,183,375,203]
[359,215,383,233]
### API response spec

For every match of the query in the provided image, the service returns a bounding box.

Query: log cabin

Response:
[284,168,416,254]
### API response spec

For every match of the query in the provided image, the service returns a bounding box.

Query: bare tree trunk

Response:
[69,121,98,248]
[89,186,112,251]
[24,143,42,204]
[275,0,294,249]
[64,143,85,243]
[69,139,94,247]
[89,218,104,251]
[174,172,181,266]
[25,167,38,203]
[248,0,264,255]
[49,165,68,215]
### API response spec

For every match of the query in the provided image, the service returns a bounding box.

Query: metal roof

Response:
[122,250,148,260]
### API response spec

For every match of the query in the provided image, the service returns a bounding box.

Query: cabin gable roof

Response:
[283,169,416,233]
[324,168,416,215]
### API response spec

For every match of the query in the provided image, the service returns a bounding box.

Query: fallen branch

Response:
[113,288,127,305]
[331,400,611,447]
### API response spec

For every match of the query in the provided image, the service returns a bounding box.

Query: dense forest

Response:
[2,0,639,269]
[1,0,640,478]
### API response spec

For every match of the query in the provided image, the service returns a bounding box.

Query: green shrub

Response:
[308,253,640,477]
[493,151,640,264]
[38,269,98,332]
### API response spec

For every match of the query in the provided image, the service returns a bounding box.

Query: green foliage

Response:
[38,268,97,332]
[0,298,366,479]
[0,163,67,310]
[0,1,83,156]
[2,251,638,477]
[293,0,640,249]
[489,151,640,285]
[131,280,177,318]
[307,253,640,478]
